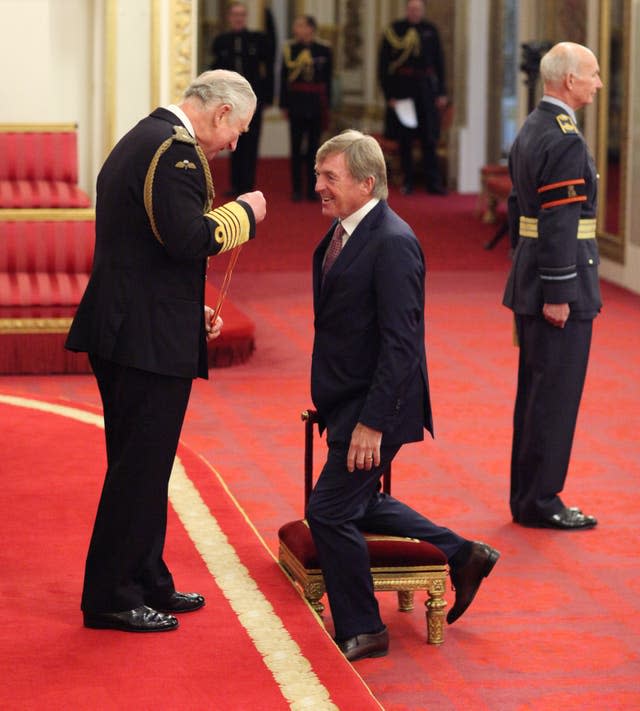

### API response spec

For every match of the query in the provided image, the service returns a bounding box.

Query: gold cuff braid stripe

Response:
[204,202,251,254]
[519,216,596,239]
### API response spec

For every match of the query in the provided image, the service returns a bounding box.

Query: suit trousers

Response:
[288,114,322,197]
[510,315,593,522]
[398,90,441,190]
[230,105,263,194]
[306,443,468,640]
[82,354,192,612]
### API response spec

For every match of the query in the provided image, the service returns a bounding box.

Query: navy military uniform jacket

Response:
[211,29,274,105]
[503,101,602,320]
[280,40,332,123]
[66,107,256,379]
[311,201,433,445]
[378,19,446,101]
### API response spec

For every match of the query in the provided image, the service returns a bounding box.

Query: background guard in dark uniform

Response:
[211,1,275,195]
[503,42,603,530]
[378,0,447,195]
[280,14,332,202]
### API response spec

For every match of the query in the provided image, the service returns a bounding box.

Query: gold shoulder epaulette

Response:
[172,125,196,144]
[556,114,578,134]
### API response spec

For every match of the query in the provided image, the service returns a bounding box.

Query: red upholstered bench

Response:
[0,124,91,208]
[0,209,255,373]
[278,409,449,645]
[0,208,95,373]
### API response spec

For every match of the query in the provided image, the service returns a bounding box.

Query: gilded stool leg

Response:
[397,589,415,611]
[424,578,447,645]
[304,581,325,616]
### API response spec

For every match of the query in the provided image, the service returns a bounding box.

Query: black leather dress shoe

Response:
[337,627,389,662]
[150,591,205,613]
[83,605,178,632]
[519,507,597,530]
[426,184,448,196]
[447,542,500,624]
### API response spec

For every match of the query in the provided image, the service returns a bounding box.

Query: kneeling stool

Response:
[277,409,449,645]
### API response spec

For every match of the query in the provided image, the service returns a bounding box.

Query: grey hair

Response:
[540,42,594,86]
[183,69,256,118]
[316,129,389,200]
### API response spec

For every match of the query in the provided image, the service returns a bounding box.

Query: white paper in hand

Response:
[394,98,418,129]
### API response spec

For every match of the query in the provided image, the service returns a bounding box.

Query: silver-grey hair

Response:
[183,69,256,118]
[316,129,389,200]
[540,42,595,86]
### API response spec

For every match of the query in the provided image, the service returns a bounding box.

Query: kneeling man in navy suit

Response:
[307,129,499,661]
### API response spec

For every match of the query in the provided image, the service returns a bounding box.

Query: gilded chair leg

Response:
[482,194,498,223]
[397,589,415,611]
[425,582,447,645]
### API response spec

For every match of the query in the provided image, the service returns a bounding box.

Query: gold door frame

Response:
[596,0,629,263]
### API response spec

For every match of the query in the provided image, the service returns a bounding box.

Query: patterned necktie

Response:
[322,221,345,283]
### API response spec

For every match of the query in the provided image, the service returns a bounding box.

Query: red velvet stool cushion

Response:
[278,519,447,569]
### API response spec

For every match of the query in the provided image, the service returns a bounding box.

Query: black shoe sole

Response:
[154,601,205,614]
[83,618,179,632]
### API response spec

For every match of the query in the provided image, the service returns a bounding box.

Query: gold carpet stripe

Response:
[0,393,343,711]
[168,462,340,710]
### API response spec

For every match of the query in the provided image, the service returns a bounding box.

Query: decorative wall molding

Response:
[170,0,194,103]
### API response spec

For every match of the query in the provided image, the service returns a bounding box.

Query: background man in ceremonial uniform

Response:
[280,14,332,202]
[66,70,266,632]
[503,42,603,530]
[378,0,447,195]
[211,1,274,195]
[308,130,499,661]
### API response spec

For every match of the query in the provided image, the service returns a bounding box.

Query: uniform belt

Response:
[519,216,596,239]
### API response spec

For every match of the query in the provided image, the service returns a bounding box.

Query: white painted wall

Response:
[0,0,94,194]
[456,0,489,194]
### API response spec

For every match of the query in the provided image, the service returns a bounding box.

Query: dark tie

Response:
[322,221,345,283]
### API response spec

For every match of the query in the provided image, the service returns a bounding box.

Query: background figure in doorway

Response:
[211,1,275,195]
[280,14,332,202]
[379,0,448,195]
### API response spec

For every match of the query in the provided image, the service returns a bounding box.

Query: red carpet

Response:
[1,158,639,709]
[0,395,381,711]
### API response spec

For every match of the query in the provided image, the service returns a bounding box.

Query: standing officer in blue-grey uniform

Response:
[280,14,332,202]
[210,1,274,195]
[503,42,603,530]
[378,0,448,195]
[66,70,266,632]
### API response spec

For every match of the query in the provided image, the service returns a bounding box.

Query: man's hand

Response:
[204,305,223,341]
[237,190,266,224]
[543,302,570,328]
[347,423,382,472]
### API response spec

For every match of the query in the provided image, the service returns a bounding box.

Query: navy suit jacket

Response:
[311,200,433,445]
